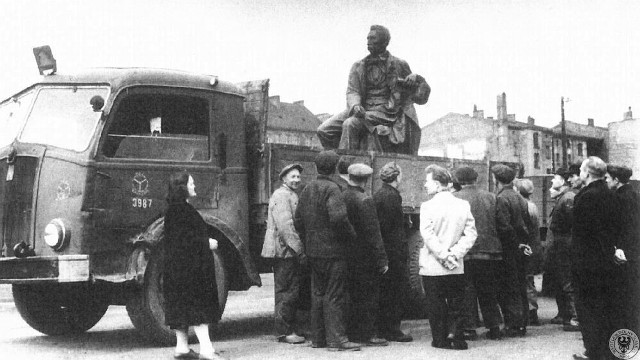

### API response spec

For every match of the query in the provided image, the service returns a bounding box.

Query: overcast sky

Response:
[1,0,638,129]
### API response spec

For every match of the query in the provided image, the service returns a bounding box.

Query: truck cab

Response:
[0,68,260,344]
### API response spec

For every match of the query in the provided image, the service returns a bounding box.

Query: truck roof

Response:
[3,67,244,102]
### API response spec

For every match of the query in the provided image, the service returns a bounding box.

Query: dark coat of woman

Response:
[163,200,220,329]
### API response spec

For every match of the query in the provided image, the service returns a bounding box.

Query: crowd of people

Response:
[161,152,638,360]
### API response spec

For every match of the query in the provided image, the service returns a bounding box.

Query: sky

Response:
[0,0,639,129]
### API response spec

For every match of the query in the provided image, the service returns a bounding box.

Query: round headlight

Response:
[43,219,69,251]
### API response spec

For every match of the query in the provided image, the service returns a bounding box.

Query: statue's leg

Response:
[317,109,349,149]
[339,116,367,150]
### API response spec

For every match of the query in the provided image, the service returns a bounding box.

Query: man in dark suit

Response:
[454,166,504,340]
[606,165,640,335]
[572,157,621,360]
[342,163,389,347]
[294,150,361,352]
[373,162,413,342]
[491,164,531,337]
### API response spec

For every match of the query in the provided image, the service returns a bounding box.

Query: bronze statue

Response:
[317,25,430,154]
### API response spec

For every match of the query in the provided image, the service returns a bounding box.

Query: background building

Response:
[265,96,323,148]
[419,92,607,176]
[608,107,640,178]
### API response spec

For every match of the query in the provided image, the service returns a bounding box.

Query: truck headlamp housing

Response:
[44,219,70,251]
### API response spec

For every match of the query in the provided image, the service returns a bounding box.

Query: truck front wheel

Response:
[126,249,229,345]
[12,283,109,335]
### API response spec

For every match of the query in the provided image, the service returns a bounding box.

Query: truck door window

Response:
[103,93,210,161]
[19,87,107,151]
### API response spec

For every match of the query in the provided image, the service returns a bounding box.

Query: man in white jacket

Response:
[419,165,477,350]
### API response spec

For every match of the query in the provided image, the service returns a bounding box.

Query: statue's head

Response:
[367,25,390,55]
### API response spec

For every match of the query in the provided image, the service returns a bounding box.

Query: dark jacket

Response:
[373,183,406,260]
[294,175,356,258]
[572,179,619,270]
[615,184,640,264]
[163,201,219,328]
[343,184,389,270]
[495,185,530,253]
[454,185,503,260]
[549,186,575,236]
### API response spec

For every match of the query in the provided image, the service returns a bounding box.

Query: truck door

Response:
[94,88,218,230]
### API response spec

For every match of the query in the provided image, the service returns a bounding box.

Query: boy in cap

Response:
[491,164,530,337]
[294,151,360,351]
[453,166,504,340]
[342,163,389,346]
[373,162,413,342]
[261,163,306,344]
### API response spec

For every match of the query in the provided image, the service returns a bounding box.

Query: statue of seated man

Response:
[317,25,430,155]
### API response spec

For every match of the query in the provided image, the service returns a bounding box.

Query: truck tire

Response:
[126,249,229,345]
[404,228,429,319]
[12,283,108,335]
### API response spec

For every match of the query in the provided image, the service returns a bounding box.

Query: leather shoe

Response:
[502,327,526,337]
[174,350,199,359]
[278,333,306,344]
[572,351,590,360]
[361,337,389,346]
[327,341,361,351]
[563,320,580,332]
[446,334,468,350]
[462,329,478,341]
[310,341,326,348]
[550,315,564,325]
[384,331,413,342]
[486,327,502,340]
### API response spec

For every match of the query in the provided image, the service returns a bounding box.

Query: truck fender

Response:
[127,214,261,290]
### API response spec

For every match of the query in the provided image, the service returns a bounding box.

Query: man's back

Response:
[294,175,355,259]
[495,187,530,252]
[616,184,640,262]
[572,179,618,270]
[454,185,502,259]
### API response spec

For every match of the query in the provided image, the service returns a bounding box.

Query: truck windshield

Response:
[19,86,109,151]
[0,91,35,148]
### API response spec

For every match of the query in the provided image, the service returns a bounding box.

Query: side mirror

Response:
[90,95,105,112]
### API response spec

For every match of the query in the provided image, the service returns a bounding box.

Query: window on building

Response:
[533,132,539,149]
[577,143,583,156]
[534,153,540,169]
[556,153,560,164]
[545,145,551,159]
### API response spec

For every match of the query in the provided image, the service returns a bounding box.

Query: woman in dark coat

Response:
[163,171,223,360]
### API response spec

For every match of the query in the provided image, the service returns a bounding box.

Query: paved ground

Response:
[0,275,588,360]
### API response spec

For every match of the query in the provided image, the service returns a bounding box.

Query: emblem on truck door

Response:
[56,180,71,200]
[131,172,150,196]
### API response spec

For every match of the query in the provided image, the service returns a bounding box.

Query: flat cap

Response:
[315,150,339,175]
[491,164,516,184]
[454,167,478,185]
[379,162,401,182]
[279,163,303,179]
[348,163,373,178]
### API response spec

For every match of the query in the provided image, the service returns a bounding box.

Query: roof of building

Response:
[551,120,608,139]
[267,97,321,133]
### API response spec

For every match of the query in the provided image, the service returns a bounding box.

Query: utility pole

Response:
[561,96,568,168]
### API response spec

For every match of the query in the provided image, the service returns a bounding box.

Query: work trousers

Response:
[497,251,525,328]
[573,267,619,360]
[347,264,381,341]
[423,274,466,344]
[309,257,349,346]
[548,234,577,322]
[463,259,503,330]
[377,254,410,336]
[273,258,302,337]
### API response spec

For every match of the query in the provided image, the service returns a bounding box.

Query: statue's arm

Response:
[346,62,363,114]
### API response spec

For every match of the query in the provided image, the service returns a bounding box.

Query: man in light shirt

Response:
[419,165,477,350]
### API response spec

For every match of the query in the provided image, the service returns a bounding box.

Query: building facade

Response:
[265,96,322,149]
[419,93,607,176]
[607,107,639,176]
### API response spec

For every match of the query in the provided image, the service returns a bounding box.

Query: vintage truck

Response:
[0,59,490,344]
